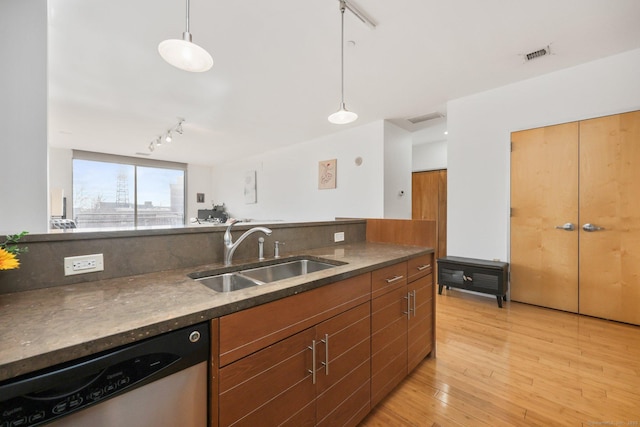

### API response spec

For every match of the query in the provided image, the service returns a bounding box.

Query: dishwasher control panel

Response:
[0,323,209,427]
[1,353,178,426]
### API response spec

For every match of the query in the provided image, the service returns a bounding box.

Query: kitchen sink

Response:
[240,259,337,283]
[190,256,345,293]
[196,273,263,293]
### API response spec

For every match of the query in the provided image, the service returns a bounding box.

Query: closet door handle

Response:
[555,223,575,231]
[582,223,604,232]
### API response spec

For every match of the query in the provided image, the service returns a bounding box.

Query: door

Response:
[579,111,640,324]
[510,122,579,312]
[412,170,447,260]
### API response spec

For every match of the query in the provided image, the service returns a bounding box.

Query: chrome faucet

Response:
[223,221,272,266]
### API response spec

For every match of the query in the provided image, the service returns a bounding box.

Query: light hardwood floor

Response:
[360,290,640,426]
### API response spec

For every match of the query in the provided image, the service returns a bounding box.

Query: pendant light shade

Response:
[159,0,213,73]
[328,103,358,125]
[328,1,357,125]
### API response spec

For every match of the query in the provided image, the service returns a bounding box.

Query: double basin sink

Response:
[189,256,346,292]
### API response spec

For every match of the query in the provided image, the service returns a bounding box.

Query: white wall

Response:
[187,164,214,221]
[212,121,385,221]
[412,140,447,172]
[49,147,73,218]
[0,0,48,234]
[447,48,640,261]
[383,121,412,219]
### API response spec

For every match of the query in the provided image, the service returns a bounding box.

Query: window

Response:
[72,151,186,229]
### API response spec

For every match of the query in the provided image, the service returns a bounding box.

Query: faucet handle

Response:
[274,241,285,258]
[258,237,265,260]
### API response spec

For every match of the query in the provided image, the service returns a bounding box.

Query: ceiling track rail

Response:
[341,0,377,29]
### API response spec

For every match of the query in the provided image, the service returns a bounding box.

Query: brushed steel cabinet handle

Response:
[582,223,605,232]
[386,275,404,284]
[416,264,431,271]
[555,223,575,231]
[404,294,410,316]
[308,340,317,384]
[320,334,329,376]
[412,289,417,316]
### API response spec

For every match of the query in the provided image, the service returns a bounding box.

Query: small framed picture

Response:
[197,193,205,203]
[318,159,337,189]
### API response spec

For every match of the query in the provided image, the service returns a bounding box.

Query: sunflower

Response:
[0,247,20,270]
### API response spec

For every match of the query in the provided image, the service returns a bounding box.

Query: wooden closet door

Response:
[579,110,640,324]
[510,123,579,312]
[412,170,447,260]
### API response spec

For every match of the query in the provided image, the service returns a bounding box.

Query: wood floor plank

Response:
[359,290,640,426]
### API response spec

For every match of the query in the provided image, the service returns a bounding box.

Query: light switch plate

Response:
[334,232,345,242]
[64,254,104,276]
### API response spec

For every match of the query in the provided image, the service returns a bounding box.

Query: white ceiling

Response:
[47,0,640,166]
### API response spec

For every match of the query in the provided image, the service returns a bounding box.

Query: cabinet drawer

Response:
[219,273,371,366]
[407,254,433,282]
[371,262,407,299]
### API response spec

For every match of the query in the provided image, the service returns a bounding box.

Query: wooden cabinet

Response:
[218,327,317,427]
[371,281,408,407]
[315,303,371,427]
[371,254,435,407]
[407,274,433,372]
[215,274,371,427]
[211,252,435,427]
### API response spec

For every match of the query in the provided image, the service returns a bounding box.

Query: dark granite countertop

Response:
[0,242,433,382]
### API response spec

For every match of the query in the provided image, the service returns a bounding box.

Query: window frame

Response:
[72,150,188,228]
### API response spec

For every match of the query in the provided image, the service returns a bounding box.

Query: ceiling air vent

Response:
[407,112,445,125]
[525,46,550,61]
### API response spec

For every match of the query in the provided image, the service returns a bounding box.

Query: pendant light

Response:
[158,0,213,73]
[328,0,358,125]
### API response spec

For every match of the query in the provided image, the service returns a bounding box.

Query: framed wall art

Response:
[318,159,337,189]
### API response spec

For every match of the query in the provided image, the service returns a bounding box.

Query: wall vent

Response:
[525,46,550,61]
[407,112,445,125]
[134,152,151,156]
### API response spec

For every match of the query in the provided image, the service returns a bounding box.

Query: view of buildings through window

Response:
[72,159,185,228]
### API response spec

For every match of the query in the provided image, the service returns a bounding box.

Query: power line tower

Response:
[116,171,130,207]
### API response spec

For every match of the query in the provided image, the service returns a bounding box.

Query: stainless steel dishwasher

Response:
[0,322,209,427]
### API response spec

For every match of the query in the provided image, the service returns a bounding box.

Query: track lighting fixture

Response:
[148,119,186,153]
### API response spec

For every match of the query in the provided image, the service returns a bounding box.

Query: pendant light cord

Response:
[340,1,346,106]
[185,0,191,33]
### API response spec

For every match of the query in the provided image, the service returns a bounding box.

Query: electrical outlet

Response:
[64,254,104,276]
[334,232,345,242]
